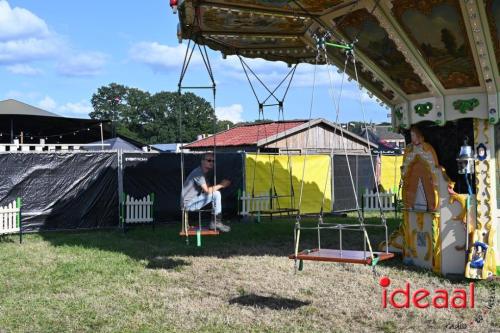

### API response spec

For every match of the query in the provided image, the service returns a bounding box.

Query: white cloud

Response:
[57,52,107,77]
[58,101,93,116]
[218,55,343,88]
[129,42,202,72]
[0,1,49,41]
[38,96,56,110]
[216,104,244,123]
[0,37,61,64]
[36,96,93,117]
[0,1,62,66]
[0,1,107,77]
[6,63,41,75]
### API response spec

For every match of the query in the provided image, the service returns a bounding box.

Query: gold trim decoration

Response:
[432,213,441,274]
[424,232,432,261]
[449,192,467,224]
[402,210,411,258]
[416,212,424,230]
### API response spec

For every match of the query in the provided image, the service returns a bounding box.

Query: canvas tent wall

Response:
[245,153,376,214]
[122,152,244,221]
[0,152,118,230]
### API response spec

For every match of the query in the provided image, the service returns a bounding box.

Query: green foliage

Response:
[90,83,233,144]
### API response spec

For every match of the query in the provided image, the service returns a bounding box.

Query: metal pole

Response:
[10,119,13,144]
[100,123,104,150]
[117,150,124,230]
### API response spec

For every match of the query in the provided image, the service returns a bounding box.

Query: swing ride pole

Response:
[324,42,352,50]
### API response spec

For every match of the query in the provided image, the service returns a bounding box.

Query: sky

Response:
[1,0,391,126]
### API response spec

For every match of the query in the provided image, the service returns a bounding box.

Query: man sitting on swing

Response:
[181,152,231,232]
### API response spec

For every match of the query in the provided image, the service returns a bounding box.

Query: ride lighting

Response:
[170,0,179,14]
[457,138,474,175]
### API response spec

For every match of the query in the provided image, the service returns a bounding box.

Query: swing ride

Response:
[177,38,221,242]
[171,0,500,280]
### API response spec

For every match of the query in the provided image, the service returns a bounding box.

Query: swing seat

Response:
[249,208,300,216]
[180,208,220,237]
[289,248,395,265]
[179,226,219,236]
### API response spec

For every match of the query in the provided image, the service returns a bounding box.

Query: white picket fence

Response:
[123,194,154,224]
[239,191,271,216]
[0,198,21,234]
[363,189,395,211]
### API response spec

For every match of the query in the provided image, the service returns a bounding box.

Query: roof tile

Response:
[186,121,305,148]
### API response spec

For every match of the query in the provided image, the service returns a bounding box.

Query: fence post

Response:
[151,192,155,230]
[121,192,126,230]
[17,197,22,244]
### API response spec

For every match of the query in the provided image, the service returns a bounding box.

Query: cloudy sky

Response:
[1,0,390,125]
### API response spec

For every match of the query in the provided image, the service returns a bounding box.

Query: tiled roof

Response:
[185,121,306,148]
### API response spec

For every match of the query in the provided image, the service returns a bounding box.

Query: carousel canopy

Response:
[173,0,500,127]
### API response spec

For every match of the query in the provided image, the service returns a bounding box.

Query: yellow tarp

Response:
[245,154,331,214]
[380,155,403,193]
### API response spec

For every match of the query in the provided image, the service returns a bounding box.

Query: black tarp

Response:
[123,153,243,221]
[332,155,375,212]
[0,152,118,230]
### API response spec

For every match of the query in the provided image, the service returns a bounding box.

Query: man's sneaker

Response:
[209,221,231,232]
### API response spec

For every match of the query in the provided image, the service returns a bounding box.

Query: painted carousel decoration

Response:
[172,0,500,279]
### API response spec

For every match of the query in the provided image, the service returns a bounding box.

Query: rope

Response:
[351,52,386,225]
[297,56,319,213]
[238,55,298,212]
[177,8,217,240]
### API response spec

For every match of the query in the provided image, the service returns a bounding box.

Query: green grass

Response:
[0,215,498,332]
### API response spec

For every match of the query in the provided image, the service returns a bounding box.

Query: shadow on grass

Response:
[37,215,402,270]
[146,256,190,270]
[0,235,17,243]
[229,293,310,310]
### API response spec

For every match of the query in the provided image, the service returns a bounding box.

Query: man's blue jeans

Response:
[184,191,222,215]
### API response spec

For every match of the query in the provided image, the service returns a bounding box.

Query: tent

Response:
[0,99,111,144]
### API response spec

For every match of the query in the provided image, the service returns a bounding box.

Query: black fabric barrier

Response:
[123,153,243,222]
[332,155,375,212]
[0,152,118,230]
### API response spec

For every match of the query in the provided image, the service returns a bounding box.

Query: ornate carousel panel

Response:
[335,9,428,95]
[392,0,480,89]
[486,0,500,76]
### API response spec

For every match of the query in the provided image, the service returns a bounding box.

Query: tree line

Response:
[90,83,234,144]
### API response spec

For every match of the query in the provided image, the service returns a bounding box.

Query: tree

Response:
[216,120,234,132]
[90,83,220,144]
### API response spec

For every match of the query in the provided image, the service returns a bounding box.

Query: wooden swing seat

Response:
[179,226,219,237]
[249,208,300,216]
[289,248,395,265]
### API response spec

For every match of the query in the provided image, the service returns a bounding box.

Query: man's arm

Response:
[200,179,231,193]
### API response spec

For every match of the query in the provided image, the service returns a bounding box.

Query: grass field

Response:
[0,214,498,332]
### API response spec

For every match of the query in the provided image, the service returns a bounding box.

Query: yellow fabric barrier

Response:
[380,155,403,193]
[245,154,331,214]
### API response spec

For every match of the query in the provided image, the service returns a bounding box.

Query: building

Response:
[0,99,111,146]
[374,126,405,149]
[185,119,377,154]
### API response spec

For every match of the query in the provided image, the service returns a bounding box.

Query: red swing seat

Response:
[289,248,395,265]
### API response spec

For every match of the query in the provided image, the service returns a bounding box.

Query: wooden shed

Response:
[185,118,377,154]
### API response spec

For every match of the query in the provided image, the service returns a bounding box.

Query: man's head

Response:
[201,153,214,172]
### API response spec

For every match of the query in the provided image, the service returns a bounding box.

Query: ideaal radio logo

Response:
[379,276,497,329]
